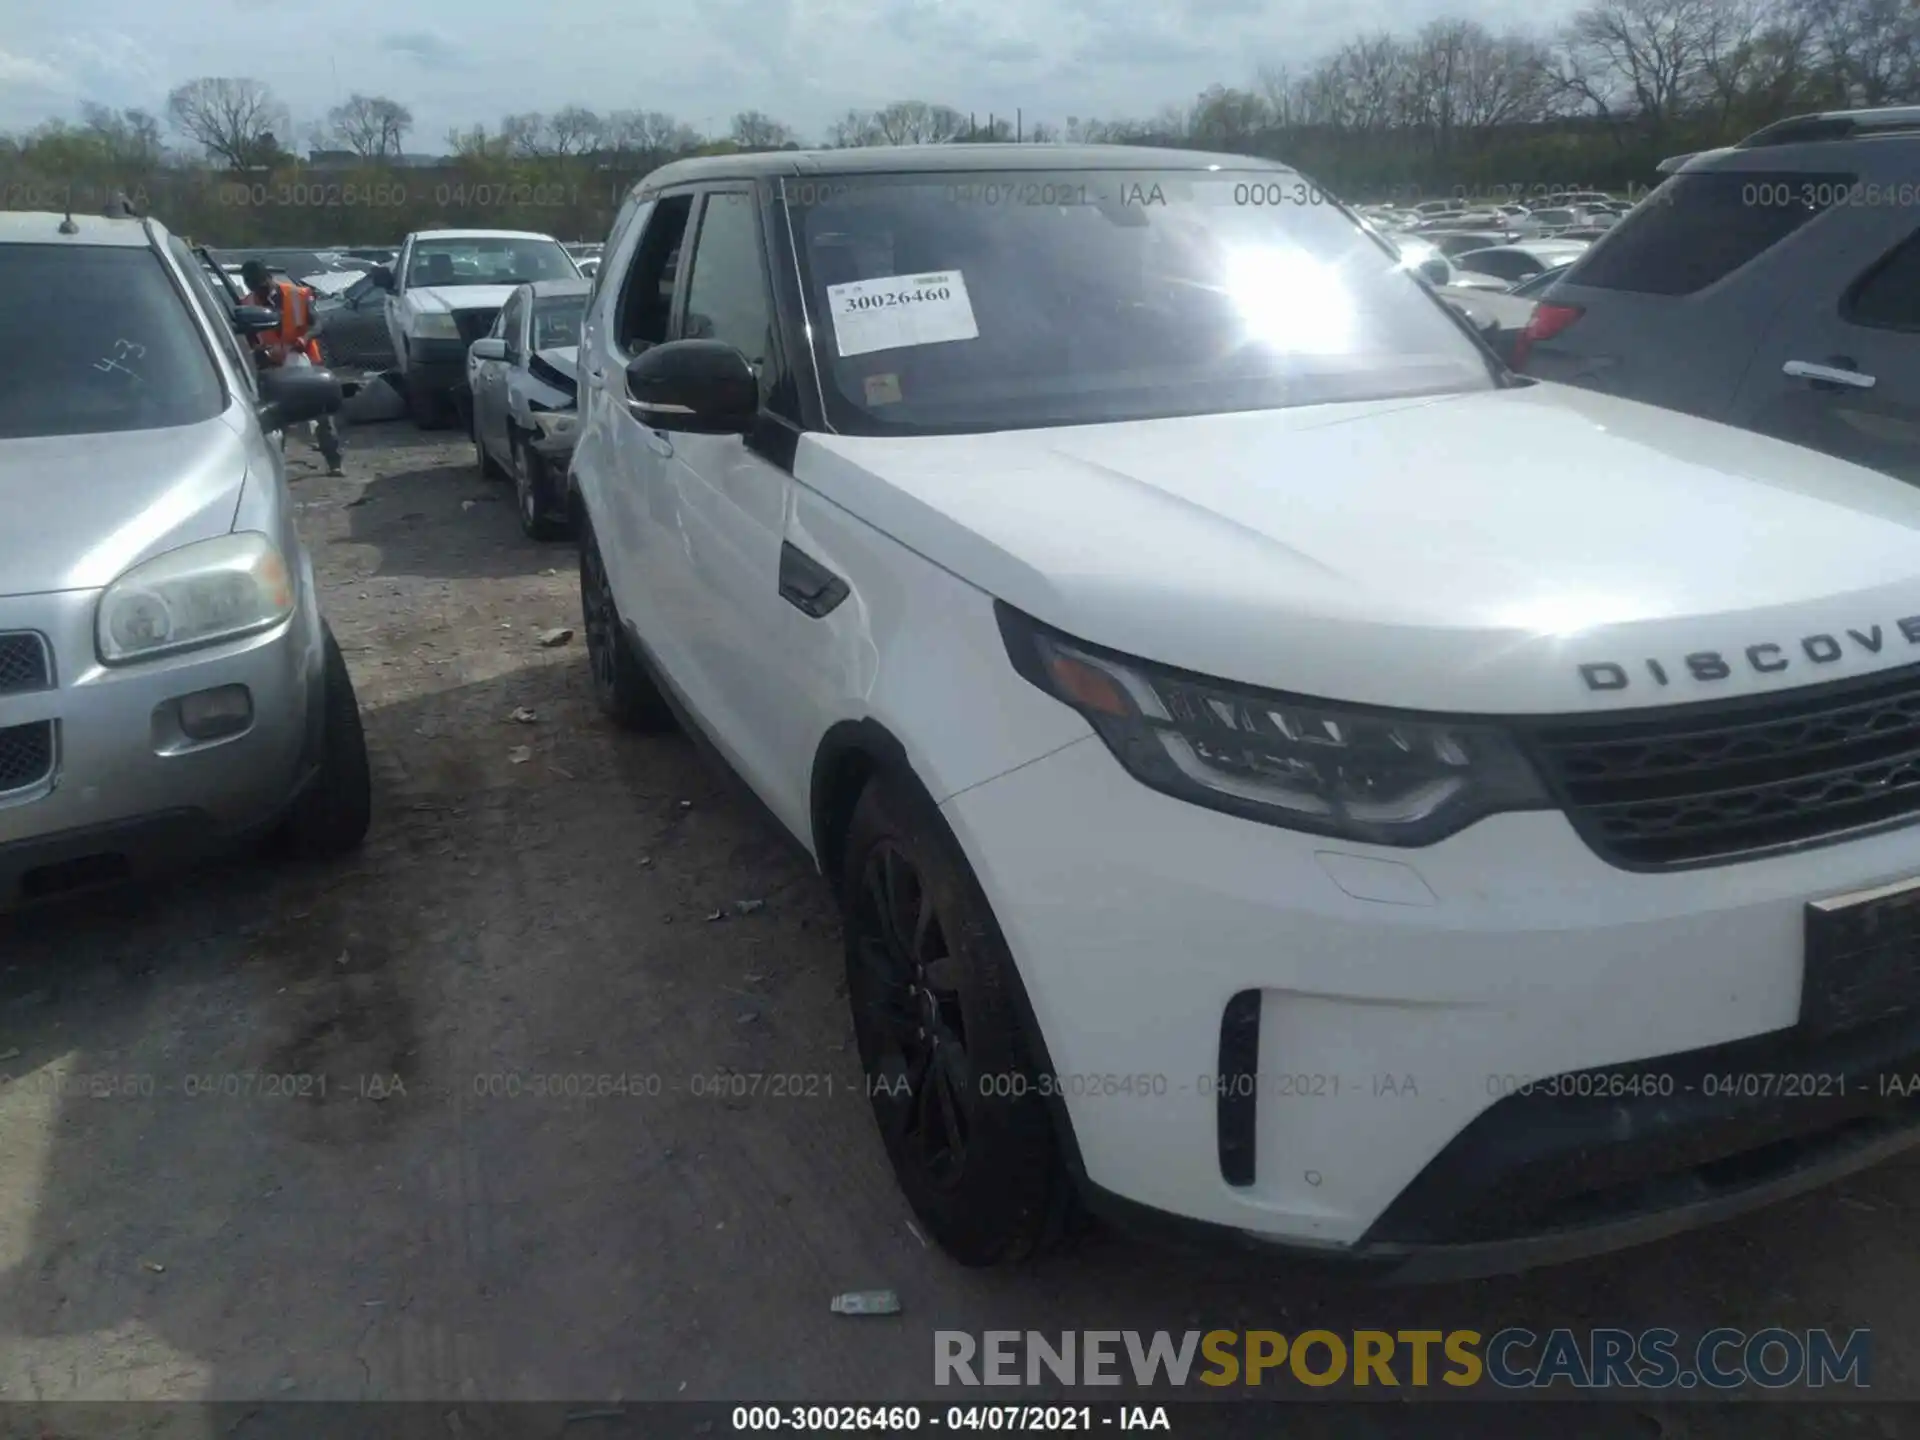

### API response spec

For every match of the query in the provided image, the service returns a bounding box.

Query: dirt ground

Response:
[0,417,1914,1431]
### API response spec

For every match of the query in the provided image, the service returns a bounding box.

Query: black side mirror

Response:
[258,365,343,431]
[232,305,280,335]
[370,266,396,291]
[623,339,757,435]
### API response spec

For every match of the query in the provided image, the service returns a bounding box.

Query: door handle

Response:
[1784,358,1877,391]
[778,542,850,618]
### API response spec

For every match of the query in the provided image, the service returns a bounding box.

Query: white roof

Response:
[0,212,150,247]
[411,228,561,242]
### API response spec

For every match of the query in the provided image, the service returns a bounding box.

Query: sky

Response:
[0,0,1584,148]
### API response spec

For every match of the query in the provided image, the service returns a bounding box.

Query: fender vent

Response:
[1216,989,1262,1187]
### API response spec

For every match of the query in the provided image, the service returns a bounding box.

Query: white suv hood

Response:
[798,383,1920,714]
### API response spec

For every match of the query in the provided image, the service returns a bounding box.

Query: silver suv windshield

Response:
[784,169,1494,435]
[0,244,225,440]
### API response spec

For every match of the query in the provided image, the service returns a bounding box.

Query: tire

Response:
[513,433,566,541]
[473,408,505,480]
[406,374,451,430]
[578,514,676,732]
[841,772,1074,1266]
[280,624,373,859]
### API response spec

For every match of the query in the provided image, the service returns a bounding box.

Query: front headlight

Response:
[997,605,1548,845]
[414,311,461,340]
[531,408,577,439]
[97,532,295,665]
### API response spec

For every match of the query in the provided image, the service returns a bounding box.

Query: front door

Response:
[659,186,808,832]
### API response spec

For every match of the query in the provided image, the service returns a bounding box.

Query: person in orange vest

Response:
[241,260,343,476]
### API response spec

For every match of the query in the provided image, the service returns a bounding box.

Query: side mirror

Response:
[470,337,508,362]
[232,305,280,335]
[370,266,396,291]
[257,364,342,431]
[623,339,757,435]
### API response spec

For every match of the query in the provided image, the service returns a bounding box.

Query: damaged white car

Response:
[372,228,579,430]
[468,278,588,539]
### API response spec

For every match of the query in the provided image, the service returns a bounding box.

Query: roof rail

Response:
[1736,106,1920,148]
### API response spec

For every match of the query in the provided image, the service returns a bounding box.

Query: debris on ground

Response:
[538,627,575,648]
[705,910,726,923]
[830,1290,901,1316]
[462,500,477,512]
[508,745,533,764]
[142,1261,166,1274]
[0,1047,19,1063]
[732,899,766,916]
[509,707,539,724]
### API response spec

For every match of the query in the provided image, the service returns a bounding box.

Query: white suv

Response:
[569,146,1920,1279]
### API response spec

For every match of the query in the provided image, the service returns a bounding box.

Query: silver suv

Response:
[0,209,371,908]
[1518,105,1920,484]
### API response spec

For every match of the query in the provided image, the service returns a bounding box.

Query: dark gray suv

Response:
[1517,106,1920,484]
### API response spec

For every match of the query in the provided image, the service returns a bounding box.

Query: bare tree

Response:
[604,110,701,156]
[79,103,165,169]
[870,100,968,144]
[1808,0,1920,105]
[325,93,413,159]
[548,106,605,155]
[1187,85,1272,151]
[446,123,512,160]
[1555,0,1729,130]
[730,110,796,149]
[165,77,288,169]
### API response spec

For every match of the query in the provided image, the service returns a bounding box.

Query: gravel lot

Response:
[0,419,1912,1431]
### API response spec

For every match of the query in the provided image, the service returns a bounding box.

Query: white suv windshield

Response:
[785,170,1494,434]
[408,237,576,288]
[0,244,224,440]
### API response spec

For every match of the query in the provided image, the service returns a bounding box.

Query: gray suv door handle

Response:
[1784,359,1876,390]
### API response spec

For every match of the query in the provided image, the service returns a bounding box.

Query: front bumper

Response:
[941,734,1920,1276]
[0,587,324,907]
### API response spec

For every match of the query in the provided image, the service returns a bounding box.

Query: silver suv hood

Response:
[0,416,246,597]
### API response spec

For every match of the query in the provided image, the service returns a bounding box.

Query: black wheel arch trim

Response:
[809,716,1092,1189]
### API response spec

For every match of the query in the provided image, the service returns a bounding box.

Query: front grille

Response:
[1531,662,1920,869]
[0,721,54,794]
[0,632,50,695]
[454,309,500,345]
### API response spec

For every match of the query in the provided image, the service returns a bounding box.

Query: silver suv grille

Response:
[0,632,51,695]
[0,721,54,795]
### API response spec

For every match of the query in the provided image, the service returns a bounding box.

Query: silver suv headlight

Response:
[97,532,295,665]
[998,605,1549,846]
[414,312,461,340]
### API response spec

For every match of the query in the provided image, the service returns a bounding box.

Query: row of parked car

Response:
[7,105,1919,1285]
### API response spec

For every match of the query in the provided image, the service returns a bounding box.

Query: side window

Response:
[1844,228,1920,334]
[614,192,695,354]
[169,236,256,396]
[680,191,774,380]
[1570,171,1854,296]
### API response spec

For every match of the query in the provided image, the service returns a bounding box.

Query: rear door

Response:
[1521,166,1857,421]
[1736,215,1920,484]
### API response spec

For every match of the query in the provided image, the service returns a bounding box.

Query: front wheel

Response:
[514,434,566,541]
[278,624,373,859]
[405,371,452,430]
[841,773,1074,1265]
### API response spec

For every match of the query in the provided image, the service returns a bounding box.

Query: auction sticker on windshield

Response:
[826,270,979,357]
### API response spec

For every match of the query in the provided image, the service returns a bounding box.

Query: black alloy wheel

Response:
[848,840,973,1188]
